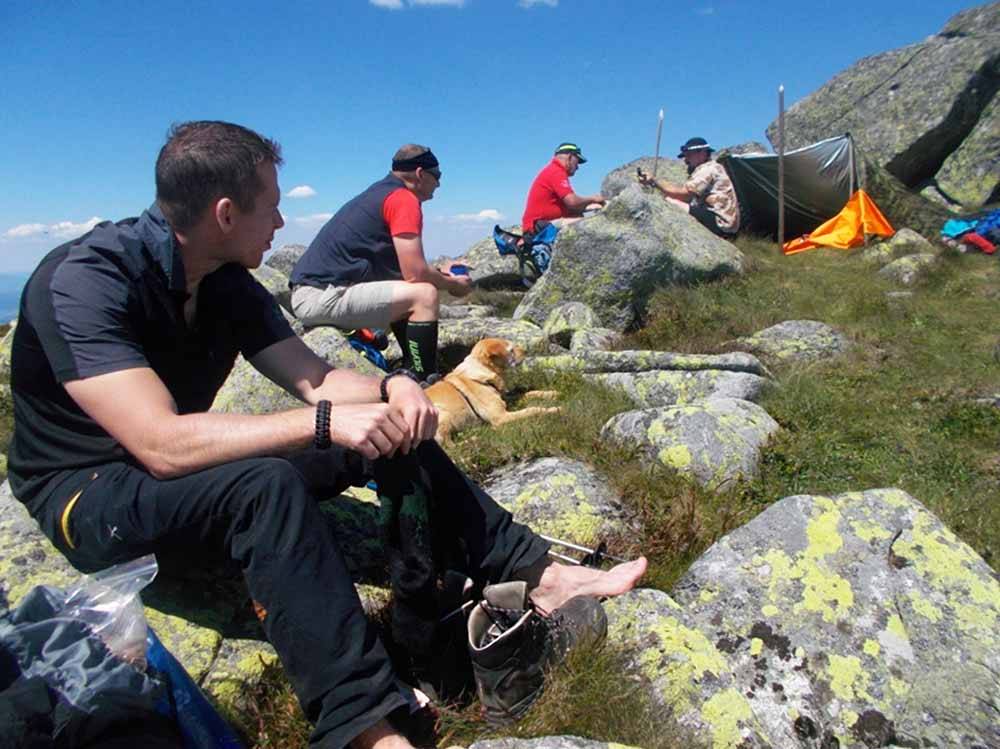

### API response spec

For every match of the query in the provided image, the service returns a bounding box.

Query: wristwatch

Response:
[380,369,419,402]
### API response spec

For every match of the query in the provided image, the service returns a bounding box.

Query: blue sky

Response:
[0,0,979,274]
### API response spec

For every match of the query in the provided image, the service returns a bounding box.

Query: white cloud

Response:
[287,185,317,199]
[369,0,404,8]
[411,0,465,4]
[294,213,334,228]
[4,216,103,240]
[448,209,504,224]
[695,6,716,14]
[518,0,557,7]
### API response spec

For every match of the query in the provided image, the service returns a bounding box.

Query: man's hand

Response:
[385,374,438,448]
[328,402,410,459]
[445,273,473,297]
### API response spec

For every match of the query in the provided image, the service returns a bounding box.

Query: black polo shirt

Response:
[8,204,294,506]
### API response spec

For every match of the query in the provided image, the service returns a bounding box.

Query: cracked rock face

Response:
[601,156,690,200]
[523,350,768,377]
[732,320,851,366]
[606,488,1000,749]
[601,398,779,491]
[590,370,769,409]
[513,184,745,333]
[482,458,633,547]
[767,2,1000,209]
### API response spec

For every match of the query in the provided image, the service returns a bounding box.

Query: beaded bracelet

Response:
[314,400,332,450]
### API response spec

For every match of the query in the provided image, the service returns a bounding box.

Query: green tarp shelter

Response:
[719,134,859,239]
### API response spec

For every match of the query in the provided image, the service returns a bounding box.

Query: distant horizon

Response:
[1,0,981,274]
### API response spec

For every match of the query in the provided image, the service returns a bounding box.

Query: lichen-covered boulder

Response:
[212,327,380,414]
[731,320,851,365]
[439,304,496,319]
[601,156,689,200]
[860,227,936,266]
[471,738,642,749]
[542,302,599,347]
[0,320,16,383]
[481,458,633,547]
[669,488,1000,748]
[512,184,745,333]
[877,253,938,286]
[569,327,620,352]
[201,637,279,714]
[590,370,769,409]
[524,350,768,378]
[601,398,779,491]
[264,244,306,277]
[766,4,1000,208]
[934,91,1000,208]
[250,263,291,312]
[0,383,11,420]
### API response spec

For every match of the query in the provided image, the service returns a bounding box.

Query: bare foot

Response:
[522,556,648,614]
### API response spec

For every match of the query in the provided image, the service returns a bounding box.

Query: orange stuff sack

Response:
[783,189,894,255]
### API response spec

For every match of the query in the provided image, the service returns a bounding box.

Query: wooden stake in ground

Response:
[652,107,664,180]
[777,84,786,249]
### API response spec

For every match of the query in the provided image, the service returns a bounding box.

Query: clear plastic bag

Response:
[60,553,159,670]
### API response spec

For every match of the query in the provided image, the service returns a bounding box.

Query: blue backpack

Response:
[493,223,557,287]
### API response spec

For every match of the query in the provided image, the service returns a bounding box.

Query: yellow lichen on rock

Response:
[700,688,755,749]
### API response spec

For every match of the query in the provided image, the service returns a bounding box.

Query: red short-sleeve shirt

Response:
[382,188,423,236]
[522,159,573,232]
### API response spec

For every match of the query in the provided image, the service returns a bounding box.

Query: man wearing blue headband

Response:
[290,144,471,382]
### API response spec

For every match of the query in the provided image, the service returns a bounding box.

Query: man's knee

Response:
[405,281,439,317]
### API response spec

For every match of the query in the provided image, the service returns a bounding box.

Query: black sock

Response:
[391,320,412,370]
[406,320,438,379]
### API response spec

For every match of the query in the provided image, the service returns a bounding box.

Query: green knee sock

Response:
[405,320,438,379]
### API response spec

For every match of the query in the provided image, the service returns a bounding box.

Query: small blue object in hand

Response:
[450,264,468,276]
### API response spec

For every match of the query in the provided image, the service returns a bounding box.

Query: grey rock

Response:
[264,244,306,278]
[878,253,938,286]
[250,264,292,312]
[766,3,1000,208]
[858,154,954,240]
[935,91,1000,208]
[590,370,769,408]
[672,487,1000,748]
[0,384,10,421]
[0,320,16,384]
[732,320,851,365]
[439,304,496,319]
[513,184,745,332]
[860,227,937,266]
[714,141,770,159]
[601,156,689,200]
[542,302,600,347]
[212,327,380,415]
[523,350,768,377]
[569,327,620,352]
[482,458,633,547]
[601,398,779,491]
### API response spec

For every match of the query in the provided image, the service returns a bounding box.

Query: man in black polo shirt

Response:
[289,144,472,382]
[8,121,646,749]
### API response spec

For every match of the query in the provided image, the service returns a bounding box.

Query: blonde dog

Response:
[425,338,560,443]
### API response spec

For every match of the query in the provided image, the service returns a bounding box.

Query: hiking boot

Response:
[467,581,607,726]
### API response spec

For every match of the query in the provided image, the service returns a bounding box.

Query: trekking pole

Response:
[540,534,629,564]
[777,85,785,251]
[651,107,664,181]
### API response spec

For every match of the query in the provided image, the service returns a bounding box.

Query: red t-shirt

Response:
[522,158,573,232]
[382,188,423,236]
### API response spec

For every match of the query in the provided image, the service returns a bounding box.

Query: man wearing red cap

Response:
[639,136,740,237]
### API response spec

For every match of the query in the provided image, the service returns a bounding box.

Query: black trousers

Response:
[22,441,549,749]
[689,203,736,239]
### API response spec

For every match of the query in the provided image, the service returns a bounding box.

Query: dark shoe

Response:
[466,581,607,726]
